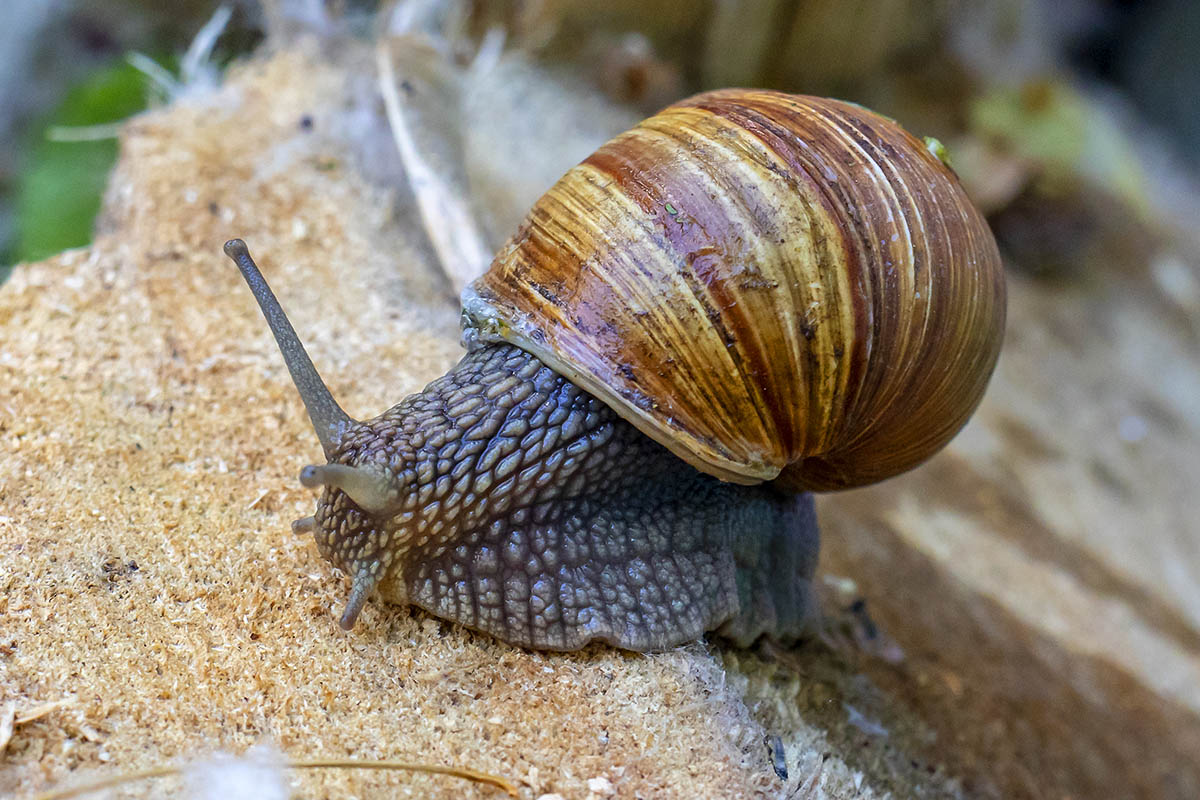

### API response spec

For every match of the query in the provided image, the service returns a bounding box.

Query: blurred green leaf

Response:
[970,81,1149,218]
[12,60,148,265]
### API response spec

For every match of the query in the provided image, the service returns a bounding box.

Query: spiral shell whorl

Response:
[464,90,1005,490]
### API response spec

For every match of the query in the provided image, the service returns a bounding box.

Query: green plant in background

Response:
[9,60,148,270]
[3,3,237,282]
[970,80,1150,219]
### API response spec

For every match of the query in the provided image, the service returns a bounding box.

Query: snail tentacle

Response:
[300,463,398,516]
[339,565,381,630]
[224,239,354,459]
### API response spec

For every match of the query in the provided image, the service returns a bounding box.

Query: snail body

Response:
[224,90,1004,651]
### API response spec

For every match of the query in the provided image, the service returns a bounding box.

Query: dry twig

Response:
[376,39,492,296]
[34,756,520,799]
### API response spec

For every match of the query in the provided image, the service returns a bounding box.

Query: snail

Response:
[223,89,1005,652]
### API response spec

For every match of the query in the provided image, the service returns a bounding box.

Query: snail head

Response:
[224,239,408,630]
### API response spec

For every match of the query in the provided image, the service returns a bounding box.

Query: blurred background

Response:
[3,4,1199,797]
[2,0,1199,287]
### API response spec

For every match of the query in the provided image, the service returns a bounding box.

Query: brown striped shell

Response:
[461,90,1006,491]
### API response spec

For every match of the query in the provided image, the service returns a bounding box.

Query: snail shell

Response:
[462,89,1006,491]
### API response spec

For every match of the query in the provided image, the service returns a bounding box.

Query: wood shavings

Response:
[246,488,270,510]
[586,775,615,796]
[1,702,13,752]
[790,754,827,800]
[0,697,74,752]
[16,698,75,725]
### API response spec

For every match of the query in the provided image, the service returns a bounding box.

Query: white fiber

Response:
[183,743,288,800]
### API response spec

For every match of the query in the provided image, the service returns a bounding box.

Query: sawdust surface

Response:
[4,37,1200,800]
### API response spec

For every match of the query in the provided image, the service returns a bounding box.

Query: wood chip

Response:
[16,697,75,724]
[0,702,15,752]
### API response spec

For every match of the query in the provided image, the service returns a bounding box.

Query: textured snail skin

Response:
[313,343,819,651]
